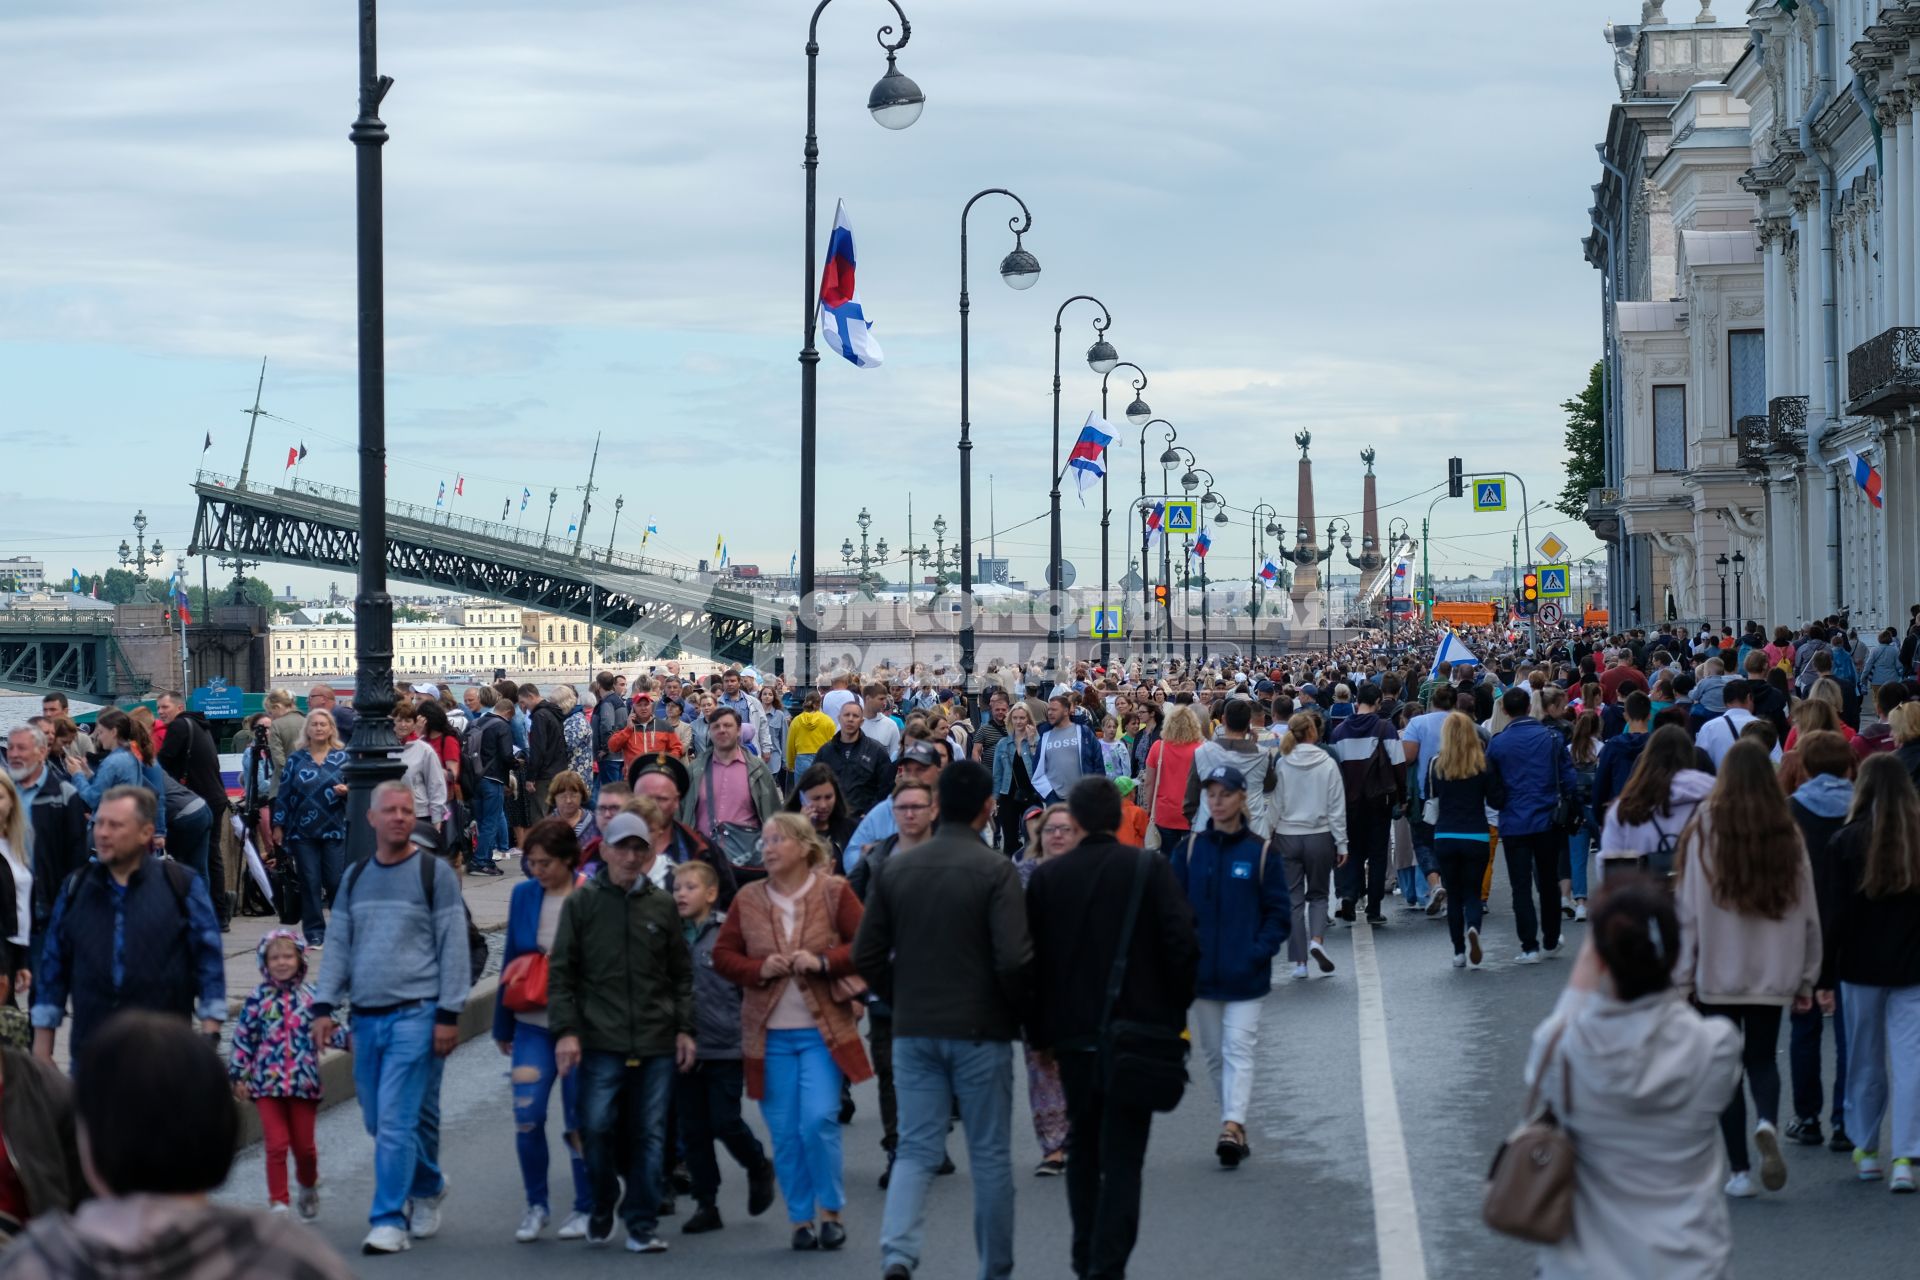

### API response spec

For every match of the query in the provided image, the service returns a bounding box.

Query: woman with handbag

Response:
[1170,766,1290,1168]
[1512,878,1742,1278]
[1427,710,1508,969]
[492,819,592,1243]
[710,814,872,1252]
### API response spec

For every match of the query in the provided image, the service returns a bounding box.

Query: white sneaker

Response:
[1543,939,1563,956]
[1573,901,1589,922]
[269,1203,290,1215]
[1451,952,1467,969]
[363,1225,412,1255]
[1291,963,1309,980]
[515,1206,549,1243]
[409,1182,448,1240]
[1467,927,1483,966]
[295,1183,320,1221]
[1891,1158,1915,1193]
[1724,1171,1758,1199]
[626,1234,669,1254]
[1856,1149,1886,1181]
[1515,950,1542,965]
[556,1210,592,1240]
[1754,1120,1787,1191]
[1308,939,1335,974]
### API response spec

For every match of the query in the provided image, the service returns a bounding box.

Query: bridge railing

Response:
[197,471,695,581]
[0,608,120,634]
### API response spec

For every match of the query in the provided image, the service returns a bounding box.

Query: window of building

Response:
[1728,330,1765,431]
[1652,385,1686,472]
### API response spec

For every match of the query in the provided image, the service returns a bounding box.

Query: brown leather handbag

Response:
[1482,1024,1577,1244]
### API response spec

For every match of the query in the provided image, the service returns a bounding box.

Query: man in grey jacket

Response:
[1181,698,1279,837]
[854,761,1031,1280]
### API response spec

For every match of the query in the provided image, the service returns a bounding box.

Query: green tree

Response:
[1556,361,1606,520]
[187,576,275,614]
[97,568,141,604]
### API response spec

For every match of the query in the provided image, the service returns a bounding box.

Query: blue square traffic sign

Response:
[1538,566,1570,598]
[1472,479,1507,513]
[1164,501,1197,533]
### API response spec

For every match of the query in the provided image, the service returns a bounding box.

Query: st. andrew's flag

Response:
[819,200,883,369]
[1067,415,1114,504]
[1429,630,1480,679]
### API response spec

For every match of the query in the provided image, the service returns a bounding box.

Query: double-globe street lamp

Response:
[1140,420,1178,673]
[1203,492,1231,668]
[798,0,925,685]
[840,507,889,598]
[1167,446,1197,668]
[1048,296,1119,675]
[958,189,1040,703]
[1246,503,1284,667]
[1385,516,1410,653]
[1177,465,1217,669]
[1323,517,1353,668]
[1098,363,1151,670]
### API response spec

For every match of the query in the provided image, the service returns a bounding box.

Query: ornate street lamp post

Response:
[1098,362,1149,670]
[958,188,1038,702]
[1731,551,1746,633]
[1386,516,1409,654]
[1203,494,1229,668]
[798,0,925,686]
[1048,296,1118,675]
[1323,517,1353,669]
[1715,553,1729,632]
[118,510,166,603]
[1248,503,1282,667]
[1140,420,1178,673]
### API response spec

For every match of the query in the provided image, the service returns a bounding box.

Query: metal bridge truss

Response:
[187,476,782,666]
[0,613,152,700]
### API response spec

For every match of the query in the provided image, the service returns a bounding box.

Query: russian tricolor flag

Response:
[1848,449,1885,510]
[1259,558,1279,583]
[1067,414,1114,504]
[1191,529,1212,559]
[1145,502,1165,548]
[819,200,884,369]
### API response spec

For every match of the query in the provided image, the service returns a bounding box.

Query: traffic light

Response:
[1447,457,1463,499]
[1522,569,1540,606]
[1153,584,1170,609]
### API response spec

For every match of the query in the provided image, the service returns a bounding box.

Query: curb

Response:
[233,974,501,1149]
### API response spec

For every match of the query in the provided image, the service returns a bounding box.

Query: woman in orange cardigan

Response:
[711,813,872,1252]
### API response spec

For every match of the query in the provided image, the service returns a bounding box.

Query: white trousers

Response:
[1189,998,1263,1127]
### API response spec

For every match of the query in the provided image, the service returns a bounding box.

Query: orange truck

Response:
[1430,601,1497,628]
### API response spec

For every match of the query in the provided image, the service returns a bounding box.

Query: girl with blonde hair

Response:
[1428,713,1507,968]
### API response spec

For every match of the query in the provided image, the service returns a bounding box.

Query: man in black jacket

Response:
[467,692,515,876]
[854,761,1028,1280]
[519,684,568,822]
[1026,777,1198,1280]
[815,700,895,821]
[8,725,90,971]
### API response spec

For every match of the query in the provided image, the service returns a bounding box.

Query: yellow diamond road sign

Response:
[1535,532,1568,562]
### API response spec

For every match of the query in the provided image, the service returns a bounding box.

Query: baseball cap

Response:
[1203,764,1248,792]
[900,741,941,768]
[602,812,653,846]
[410,681,441,697]
[408,820,442,852]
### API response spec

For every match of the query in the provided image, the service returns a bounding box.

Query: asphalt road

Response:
[216,871,1913,1278]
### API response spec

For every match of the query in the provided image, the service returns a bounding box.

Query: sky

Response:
[0,0,1640,599]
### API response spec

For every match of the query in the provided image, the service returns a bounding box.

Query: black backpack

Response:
[342,851,488,986]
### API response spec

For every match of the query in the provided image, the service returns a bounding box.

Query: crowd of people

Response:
[1,603,1918,1275]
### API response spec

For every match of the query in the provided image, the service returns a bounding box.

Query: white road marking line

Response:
[1351,919,1429,1280]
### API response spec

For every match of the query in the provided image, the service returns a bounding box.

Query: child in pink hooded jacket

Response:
[228,929,331,1218]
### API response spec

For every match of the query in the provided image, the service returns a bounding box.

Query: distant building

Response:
[0,557,45,591]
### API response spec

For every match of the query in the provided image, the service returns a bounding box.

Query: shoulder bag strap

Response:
[700,756,716,837]
[1099,849,1157,1038]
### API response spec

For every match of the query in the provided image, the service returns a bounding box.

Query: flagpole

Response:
[1050,295,1116,676]
[342,0,405,864]
[800,0,923,690]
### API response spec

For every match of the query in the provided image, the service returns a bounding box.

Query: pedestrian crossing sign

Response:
[1089,607,1124,638]
[1472,479,1507,512]
[1538,566,1570,598]
[1163,501,1197,533]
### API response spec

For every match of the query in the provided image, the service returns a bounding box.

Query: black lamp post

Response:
[959,189,1038,704]
[1324,517,1353,668]
[1098,362,1150,670]
[343,0,405,862]
[1204,493,1229,669]
[118,510,166,604]
[607,496,625,560]
[1178,465,1215,669]
[799,0,925,687]
[1169,446,1197,669]
[1715,553,1729,631]
[1048,296,1118,675]
[1386,516,1409,654]
[1140,420,1178,673]
[1248,503,1281,666]
[1731,551,1746,632]
[218,555,260,606]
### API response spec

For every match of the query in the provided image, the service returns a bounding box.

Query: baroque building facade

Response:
[1585,1,1920,632]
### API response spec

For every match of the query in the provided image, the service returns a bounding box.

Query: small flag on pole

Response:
[1067,415,1114,505]
[285,446,298,470]
[454,475,465,497]
[436,481,446,507]
[173,575,193,625]
[70,568,84,593]
[713,534,724,564]
[1191,529,1212,559]
[202,432,212,453]
[502,497,511,520]
[1145,502,1165,549]
[1428,630,1481,679]
[520,487,531,512]
[720,543,730,568]
[567,522,577,536]
[1847,449,1885,509]
[1259,559,1279,583]
[818,200,884,369]
[789,552,798,576]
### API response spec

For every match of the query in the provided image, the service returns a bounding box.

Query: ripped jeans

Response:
[510,1019,592,1216]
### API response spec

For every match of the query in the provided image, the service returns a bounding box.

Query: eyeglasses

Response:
[894,802,931,814]
[1041,823,1076,836]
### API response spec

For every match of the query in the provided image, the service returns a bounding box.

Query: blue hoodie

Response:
[1169,821,1291,1002]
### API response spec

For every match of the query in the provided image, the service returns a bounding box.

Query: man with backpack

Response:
[1181,698,1280,837]
[1485,688,1578,963]
[1328,684,1406,925]
[467,687,515,876]
[31,785,226,1065]
[311,782,475,1256]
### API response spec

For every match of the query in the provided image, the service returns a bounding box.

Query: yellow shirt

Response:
[786,710,838,771]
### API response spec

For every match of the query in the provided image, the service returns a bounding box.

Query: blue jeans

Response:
[350,1001,446,1229]
[289,837,346,947]
[760,1028,845,1224]
[881,1037,1015,1280]
[1567,825,1593,901]
[168,803,214,887]
[1790,985,1848,1128]
[577,1050,672,1237]
[511,1021,591,1215]
[475,778,509,869]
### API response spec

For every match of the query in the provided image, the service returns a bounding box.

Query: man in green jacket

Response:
[551,812,696,1255]
[679,707,782,836]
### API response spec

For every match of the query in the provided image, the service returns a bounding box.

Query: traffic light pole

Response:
[1422,491,1455,622]
[1484,470,1537,653]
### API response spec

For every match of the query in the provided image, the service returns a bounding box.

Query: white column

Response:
[1886,111,1904,330]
